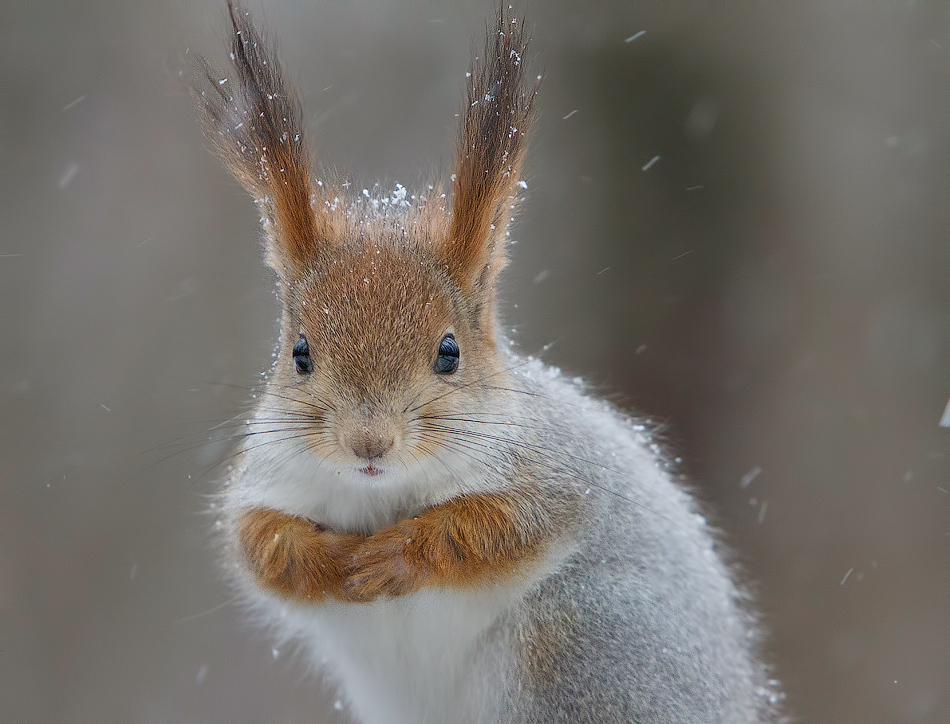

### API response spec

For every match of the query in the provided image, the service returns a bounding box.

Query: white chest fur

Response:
[258,586,518,724]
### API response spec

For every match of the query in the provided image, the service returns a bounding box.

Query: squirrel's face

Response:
[196,0,535,486]
[270,241,501,482]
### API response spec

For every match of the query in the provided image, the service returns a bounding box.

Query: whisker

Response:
[414,432,502,470]
[408,358,535,413]
[141,423,327,468]
[176,595,242,624]
[145,418,325,454]
[210,380,338,416]
[418,421,681,520]
[192,430,325,482]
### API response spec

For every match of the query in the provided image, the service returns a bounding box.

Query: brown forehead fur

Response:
[289,204,475,403]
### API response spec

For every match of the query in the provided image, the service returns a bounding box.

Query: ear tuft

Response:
[193,0,322,279]
[446,6,539,296]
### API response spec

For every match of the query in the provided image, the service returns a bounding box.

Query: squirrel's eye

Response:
[434,334,459,375]
[293,334,313,374]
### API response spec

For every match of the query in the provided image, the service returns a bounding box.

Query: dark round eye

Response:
[293,334,313,374]
[434,334,459,375]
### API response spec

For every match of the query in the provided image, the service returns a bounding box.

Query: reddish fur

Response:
[238,492,548,603]
[445,8,538,299]
[194,1,326,280]
[238,509,362,602]
[345,492,546,601]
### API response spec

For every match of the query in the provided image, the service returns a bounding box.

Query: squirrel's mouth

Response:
[358,465,383,477]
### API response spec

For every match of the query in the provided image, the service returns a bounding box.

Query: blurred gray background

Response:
[1,0,948,721]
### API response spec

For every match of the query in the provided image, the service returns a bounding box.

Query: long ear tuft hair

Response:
[445,6,539,298]
[193,0,322,279]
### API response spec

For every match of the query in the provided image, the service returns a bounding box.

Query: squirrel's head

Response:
[195,2,537,484]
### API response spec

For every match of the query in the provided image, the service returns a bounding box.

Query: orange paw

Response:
[344,520,428,601]
[343,493,548,601]
[238,508,362,602]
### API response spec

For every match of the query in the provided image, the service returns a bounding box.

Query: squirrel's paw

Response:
[344,519,430,601]
[238,508,362,602]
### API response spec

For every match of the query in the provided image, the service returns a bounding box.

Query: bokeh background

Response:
[2,0,948,721]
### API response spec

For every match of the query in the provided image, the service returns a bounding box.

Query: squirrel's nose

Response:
[350,432,394,461]
[347,403,395,460]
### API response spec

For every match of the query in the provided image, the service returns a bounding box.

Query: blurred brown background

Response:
[1,0,948,721]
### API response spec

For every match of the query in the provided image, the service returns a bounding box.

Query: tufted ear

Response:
[443,7,538,305]
[193,0,329,282]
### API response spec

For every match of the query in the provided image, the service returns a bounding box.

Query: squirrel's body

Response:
[229,354,774,723]
[196,3,782,722]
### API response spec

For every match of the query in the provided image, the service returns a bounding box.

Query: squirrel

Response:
[193,2,784,722]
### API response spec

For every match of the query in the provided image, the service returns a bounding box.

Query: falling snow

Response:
[57,163,79,189]
[62,95,86,111]
[938,397,950,427]
[740,467,762,489]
